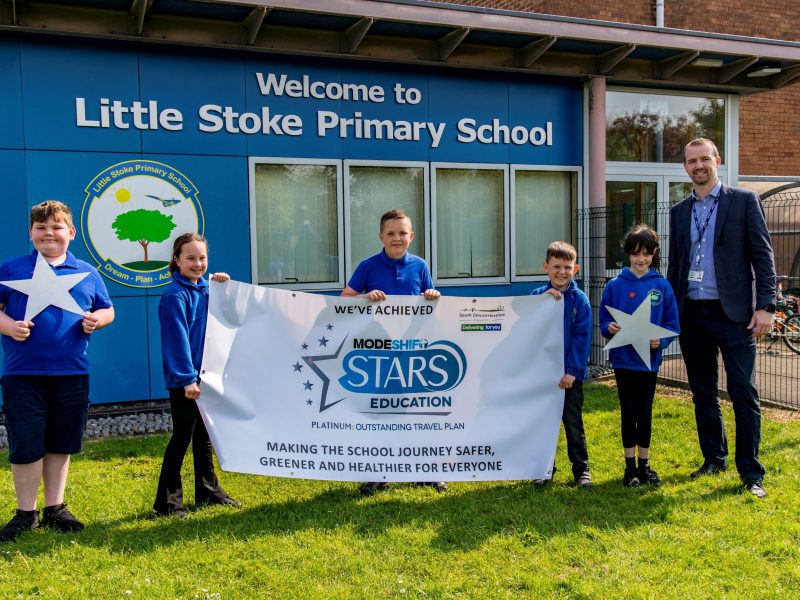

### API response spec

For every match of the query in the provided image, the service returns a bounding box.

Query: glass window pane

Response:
[606,91,725,163]
[348,166,425,274]
[605,181,657,269]
[669,181,694,205]
[253,163,338,285]
[515,171,574,276]
[436,168,504,279]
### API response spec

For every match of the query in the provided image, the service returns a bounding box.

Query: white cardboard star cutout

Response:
[0,252,90,321]
[604,296,678,368]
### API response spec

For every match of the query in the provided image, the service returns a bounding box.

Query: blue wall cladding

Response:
[0,35,583,404]
[14,39,582,163]
[0,38,24,150]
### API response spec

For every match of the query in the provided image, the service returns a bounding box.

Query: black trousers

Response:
[679,300,764,480]
[153,388,228,512]
[561,381,589,477]
[613,368,657,449]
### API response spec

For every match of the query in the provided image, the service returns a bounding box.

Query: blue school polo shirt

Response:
[347,250,433,296]
[0,250,113,375]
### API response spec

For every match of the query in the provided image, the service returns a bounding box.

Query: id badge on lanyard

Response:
[688,270,704,282]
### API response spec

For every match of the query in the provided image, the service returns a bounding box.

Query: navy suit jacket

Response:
[667,183,776,323]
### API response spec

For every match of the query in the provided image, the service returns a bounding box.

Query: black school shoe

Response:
[623,467,641,488]
[41,503,84,533]
[638,465,662,487]
[417,481,448,493]
[360,482,390,496]
[0,509,40,542]
[573,471,593,488]
[154,506,188,518]
[690,462,726,478]
[199,496,242,508]
[743,478,767,499]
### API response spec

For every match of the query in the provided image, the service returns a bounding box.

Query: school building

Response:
[1,0,799,405]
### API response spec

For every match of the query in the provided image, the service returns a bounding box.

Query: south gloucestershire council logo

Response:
[81,160,204,288]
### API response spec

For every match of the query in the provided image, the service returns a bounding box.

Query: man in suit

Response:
[667,138,775,498]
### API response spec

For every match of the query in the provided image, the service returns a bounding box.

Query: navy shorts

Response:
[1,374,90,464]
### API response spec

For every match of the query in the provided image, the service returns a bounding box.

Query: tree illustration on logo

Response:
[112,209,177,269]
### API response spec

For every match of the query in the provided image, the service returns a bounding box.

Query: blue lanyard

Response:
[691,196,718,266]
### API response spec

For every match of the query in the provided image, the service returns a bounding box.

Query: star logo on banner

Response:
[603,296,678,367]
[302,337,349,412]
[0,252,89,322]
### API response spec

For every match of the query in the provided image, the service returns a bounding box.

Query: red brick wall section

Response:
[429,0,800,175]
[428,0,800,38]
[740,89,800,176]
[428,1,657,25]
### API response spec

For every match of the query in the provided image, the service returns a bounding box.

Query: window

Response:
[345,163,427,278]
[669,181,693,205]
[251,159,342,288]
[513,169,576,277]
[606,91,725,163]
[251,158,579,290]
[605,180,657,270]
[433,165,508,282]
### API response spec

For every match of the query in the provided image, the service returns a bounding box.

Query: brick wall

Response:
[430,0,800,175]
[740,89,800,176]
[428,1,656,25]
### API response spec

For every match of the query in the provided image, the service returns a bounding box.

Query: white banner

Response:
[199,282,565,482]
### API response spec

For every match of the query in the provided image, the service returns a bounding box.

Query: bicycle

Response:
[761,282,800,355]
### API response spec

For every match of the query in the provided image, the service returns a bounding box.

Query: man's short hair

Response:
[380,209,412,231]
[545,241,577,263]
[683,138,720,163]
[30,200,73,228]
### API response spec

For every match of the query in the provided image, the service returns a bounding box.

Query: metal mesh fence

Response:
[575,189,800,410]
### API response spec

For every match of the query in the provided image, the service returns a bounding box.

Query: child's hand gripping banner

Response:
[199,282,565,481]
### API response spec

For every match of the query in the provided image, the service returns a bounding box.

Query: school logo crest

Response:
[648,289,664,306]
[81,160,204,288]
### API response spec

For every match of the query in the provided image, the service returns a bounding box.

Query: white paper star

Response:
[604,296,678,367]
[0,252,90,321]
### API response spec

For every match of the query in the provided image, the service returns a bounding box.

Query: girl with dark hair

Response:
[600,224,680,488]
[153,233,240,516]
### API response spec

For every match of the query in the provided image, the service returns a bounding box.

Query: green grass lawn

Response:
[1,383,799,599]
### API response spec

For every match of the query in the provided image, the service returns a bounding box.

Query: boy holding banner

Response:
[530,241,593,488]
[342,209,442,495]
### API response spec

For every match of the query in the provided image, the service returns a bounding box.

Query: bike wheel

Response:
[782,314,800,354]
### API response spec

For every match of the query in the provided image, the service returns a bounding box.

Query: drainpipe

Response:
[656,0,665,27]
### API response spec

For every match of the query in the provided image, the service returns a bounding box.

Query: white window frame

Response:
[248,156,344,291]
[510,164,582,283]
[343,159,430,284]
[431,162,510,286]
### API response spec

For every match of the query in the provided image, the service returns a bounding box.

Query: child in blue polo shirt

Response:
[0,201,114,542]
[342,209,442,495]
